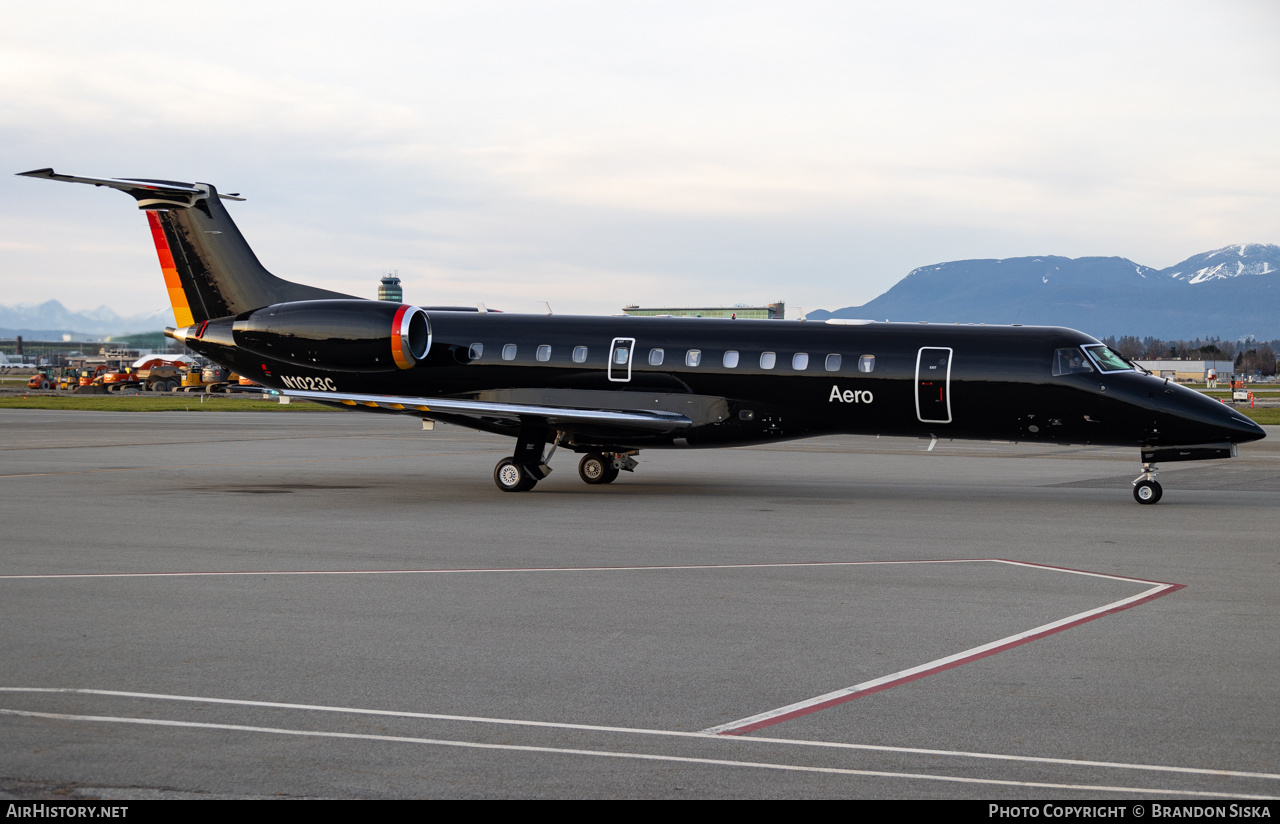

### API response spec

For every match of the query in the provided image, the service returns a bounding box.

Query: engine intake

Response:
[231,300,430,372]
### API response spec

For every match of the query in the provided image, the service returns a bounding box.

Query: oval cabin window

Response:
[760,352,776,369]
[723,351,739,368]
[792,353,809,371]
[502,344,517,361]
[573,346,588,363]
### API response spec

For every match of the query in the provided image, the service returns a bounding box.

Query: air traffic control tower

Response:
[378,274,403,302]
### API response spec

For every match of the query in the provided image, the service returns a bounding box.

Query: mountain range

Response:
[4,242,1279,341]
[0,300,174,341]
[808,243,1280,339]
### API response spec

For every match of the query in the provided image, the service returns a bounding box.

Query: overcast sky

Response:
[2,0,1277,321]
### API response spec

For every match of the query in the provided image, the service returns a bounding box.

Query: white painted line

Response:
[0,557,1174,583]
[0,558,1179,734]
[703,579,1181,735]
[3,688,1273,782]
[1,709,1270,800]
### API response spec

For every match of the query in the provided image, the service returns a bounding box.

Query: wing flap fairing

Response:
[281,388,693,434]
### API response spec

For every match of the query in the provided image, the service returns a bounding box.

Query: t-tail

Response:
[16,168,355,325]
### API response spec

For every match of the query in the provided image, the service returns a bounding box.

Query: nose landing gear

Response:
[1132,461,1162,505]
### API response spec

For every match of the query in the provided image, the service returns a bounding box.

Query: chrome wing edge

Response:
[280,389,693,433]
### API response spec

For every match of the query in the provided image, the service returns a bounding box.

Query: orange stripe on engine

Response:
[146,211,195,327]
[391,305,413,369]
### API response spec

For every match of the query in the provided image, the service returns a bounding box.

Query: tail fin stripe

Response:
[146,211,196,327]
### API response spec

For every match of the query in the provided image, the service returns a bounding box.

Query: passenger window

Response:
[792,353,809,371]
[502,344,517,361]
[1053,348,1095,376]
[536,345,551,362]
[686,349,702,367]
[825,354,842,372]
[723,351,739,368]
[573,346,588,363]
[468,343,483,361]
[858,355,875,373]
[613,347,629,365]
[649,348,664,366]
[760,352,776,369]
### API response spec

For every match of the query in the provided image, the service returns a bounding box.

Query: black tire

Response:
[1133,479,1162,505]
[578,453,619,484]
[494,458,537,492]
[39,380,51,390]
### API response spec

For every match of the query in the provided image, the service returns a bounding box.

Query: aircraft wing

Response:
[280,388,693,434]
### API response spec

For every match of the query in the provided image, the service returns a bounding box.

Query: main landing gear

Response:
[577,452,638,485]
[494,457,539,492]
[493,428,561,493]
[1132,460,1162,505]
[491,435,641,492]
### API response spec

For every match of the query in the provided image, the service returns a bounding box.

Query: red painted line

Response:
[717,582,1185,736]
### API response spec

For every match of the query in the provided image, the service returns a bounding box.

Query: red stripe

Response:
[145,211,176,269]
[720,582,1186,735]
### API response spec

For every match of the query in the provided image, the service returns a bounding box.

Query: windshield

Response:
[1082,344,1134,373]
[1052,348,1094,376]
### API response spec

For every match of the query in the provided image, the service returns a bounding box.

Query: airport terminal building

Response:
[622,302,785,320]
[1134,359,1236,381]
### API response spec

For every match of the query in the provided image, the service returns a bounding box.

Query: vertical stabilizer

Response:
[17,168,356,323]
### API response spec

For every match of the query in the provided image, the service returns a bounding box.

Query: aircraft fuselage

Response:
[182,311,1262,452]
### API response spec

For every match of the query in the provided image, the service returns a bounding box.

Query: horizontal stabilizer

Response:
[281,389,693,436]
[16,168,245,208]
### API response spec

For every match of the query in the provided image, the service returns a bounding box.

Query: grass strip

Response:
[1238,407,1280,425]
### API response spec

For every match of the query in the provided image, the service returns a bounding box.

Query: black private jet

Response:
[19,169,1266,502]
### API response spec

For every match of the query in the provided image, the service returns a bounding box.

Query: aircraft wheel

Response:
[1133,479,1162,505]
[579,453,619,485]
[494,458,537,492]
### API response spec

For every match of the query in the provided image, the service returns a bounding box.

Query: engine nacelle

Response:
[230,300,431,372]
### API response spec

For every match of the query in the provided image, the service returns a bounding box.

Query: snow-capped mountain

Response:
[1159,244,1280,284]
[810,244,1280,339]
[0,300,175,340]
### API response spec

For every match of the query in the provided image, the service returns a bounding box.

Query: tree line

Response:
[1100,336,1279,376]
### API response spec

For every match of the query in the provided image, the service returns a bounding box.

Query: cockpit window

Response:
[1082,344,1134,373]
[1052,347,1094,376]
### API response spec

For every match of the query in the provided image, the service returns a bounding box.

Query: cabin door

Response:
[608,337,636,383]
[915,347,953,424]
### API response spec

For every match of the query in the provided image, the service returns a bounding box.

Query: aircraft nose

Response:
[1223,408,1266,443]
